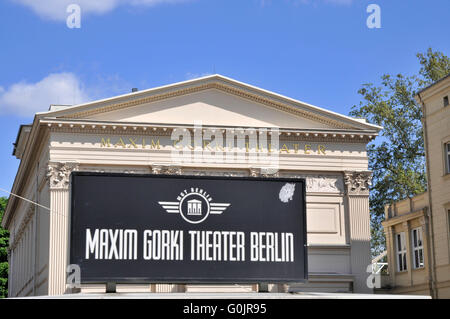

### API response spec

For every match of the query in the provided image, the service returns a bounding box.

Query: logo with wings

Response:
[158,188,231,224]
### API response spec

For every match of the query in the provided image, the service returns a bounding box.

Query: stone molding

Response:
[187,170,247,177]
[282,173,344,193]
[46,123,375,143]
[151,164,182,175]
[249,167,280,178]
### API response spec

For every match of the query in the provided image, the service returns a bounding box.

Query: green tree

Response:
[349,48,450,257]
[0,197,9,298]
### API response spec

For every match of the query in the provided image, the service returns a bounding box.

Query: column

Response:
[385,226,396,287]
[46,162,78,295]
[344,171,372,293]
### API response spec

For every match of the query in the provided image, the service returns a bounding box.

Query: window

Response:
[444,96,449,107]
[396,232,407,272]
[448,210,450,241]
[446,143,450,174]
[411,227,425,269]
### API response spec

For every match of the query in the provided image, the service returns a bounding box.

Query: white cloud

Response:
[0,73,90,117]
[12,0,191,21]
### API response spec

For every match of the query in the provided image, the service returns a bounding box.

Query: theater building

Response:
[2,75,382,297]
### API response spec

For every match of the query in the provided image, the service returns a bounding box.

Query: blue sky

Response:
[0,0,449,192]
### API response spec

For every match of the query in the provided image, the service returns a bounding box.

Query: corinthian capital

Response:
[344,171,372,195]
[46,162,79,189]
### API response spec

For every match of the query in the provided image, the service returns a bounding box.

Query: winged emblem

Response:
[158,188,231,224]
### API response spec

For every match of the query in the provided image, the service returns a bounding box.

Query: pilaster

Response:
[385,225,396,286]
[419,215,434,297]
[46,162,78,295]
[344,171,372,293]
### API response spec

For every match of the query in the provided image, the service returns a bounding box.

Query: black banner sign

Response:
[70,172,307,283]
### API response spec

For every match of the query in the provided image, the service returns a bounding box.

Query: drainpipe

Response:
[417,92,438,299]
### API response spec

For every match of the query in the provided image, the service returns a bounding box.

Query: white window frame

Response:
[396,232,407,272]
[446,143,450,174]
[411,227,425,269]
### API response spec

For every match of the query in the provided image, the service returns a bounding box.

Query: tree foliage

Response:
[0,197,9,298]
[350,48,450,257]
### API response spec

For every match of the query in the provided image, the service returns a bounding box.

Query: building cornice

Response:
[381,209,426,228]
[2,118,49,228]
[41,118,378,143]
[415,74,450,102]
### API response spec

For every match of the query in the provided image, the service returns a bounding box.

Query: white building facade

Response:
[2,75,381,296]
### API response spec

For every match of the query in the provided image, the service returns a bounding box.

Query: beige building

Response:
[382,74,450,298]
[2,75,382,297]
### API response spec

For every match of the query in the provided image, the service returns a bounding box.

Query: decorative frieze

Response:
[151,165,163,175]
[282,173,344,193]
[344,171,372,196]
[249,167,280,178]
[186,170,246,177]
[249,167,259,177]
[305,175,343,193]
[47,122,375,143]
[46,162,79,189]
[151,164,182,175]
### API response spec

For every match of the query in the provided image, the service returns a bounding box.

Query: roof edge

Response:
[415,73,450,97]
[38,74,382,132]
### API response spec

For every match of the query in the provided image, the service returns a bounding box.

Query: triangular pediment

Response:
[39,75,381,132]
[85,89,335,129]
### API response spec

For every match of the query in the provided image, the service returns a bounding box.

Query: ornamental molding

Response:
[45,123,376,144]
[81,167,148,175]
[186,170,247,177]
[249,167,280,178]
[344,171,372,196]
[283,173,344,193]
[151,164,182,175]
[305,175,344,193]
[46,162,79,189]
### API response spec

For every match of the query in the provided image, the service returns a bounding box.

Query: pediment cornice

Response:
[41,75,382,132]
